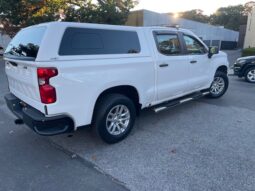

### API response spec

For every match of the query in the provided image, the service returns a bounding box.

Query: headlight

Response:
[237,59,246,64]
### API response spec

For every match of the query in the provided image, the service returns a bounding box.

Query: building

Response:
[238,25,247,48]
[126,10,239,50]
[244,7,255,48]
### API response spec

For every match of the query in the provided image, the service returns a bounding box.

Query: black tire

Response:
[93,94,136,144]
[244,67,255,83]
[207,71,229,99]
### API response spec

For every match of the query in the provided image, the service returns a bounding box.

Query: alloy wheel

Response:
[210,77,225,95]
[247,69,255,82]
[106,105,130,136]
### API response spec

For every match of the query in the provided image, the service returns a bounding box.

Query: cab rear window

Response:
[4,26,46,60]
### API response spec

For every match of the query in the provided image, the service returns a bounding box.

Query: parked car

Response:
[4,22,229,144]
[233,56,255,83]
[0,46,4,56]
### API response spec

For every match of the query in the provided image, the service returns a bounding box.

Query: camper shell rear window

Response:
[4,26,46,61]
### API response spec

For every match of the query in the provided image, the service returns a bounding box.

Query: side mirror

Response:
[208,46,219,59]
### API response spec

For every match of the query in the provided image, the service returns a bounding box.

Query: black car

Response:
[233,56,255,83]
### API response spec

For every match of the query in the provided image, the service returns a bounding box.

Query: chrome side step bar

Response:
[153,91,210,113]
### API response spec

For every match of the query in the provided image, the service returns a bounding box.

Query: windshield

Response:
[4,26,46,60]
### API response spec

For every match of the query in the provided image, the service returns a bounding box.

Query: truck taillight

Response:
[37,68,58,104]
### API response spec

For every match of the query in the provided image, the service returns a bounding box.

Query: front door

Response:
[182,34,211,90]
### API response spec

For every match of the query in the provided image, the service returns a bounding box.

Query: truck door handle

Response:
[159,63,169,67]
[190,60,197,64]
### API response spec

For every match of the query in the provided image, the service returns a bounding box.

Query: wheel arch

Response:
[216,65,228,74]
[242,64,255,77]
[93,85,142,117]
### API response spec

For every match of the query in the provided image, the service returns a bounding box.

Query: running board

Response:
[153,91,210,113]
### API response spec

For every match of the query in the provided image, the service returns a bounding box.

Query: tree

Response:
[180,4,255,31]
[96,0,137,24]
[0,0,66,37]
[180,9,209,23]
[0,0,138,36]
[209,5,248,31]
[244,1,255,15]
[64,0,137,24]
[64,0,98,22]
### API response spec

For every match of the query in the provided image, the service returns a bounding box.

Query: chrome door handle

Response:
[190,60,197,64]
[159,63,169,67]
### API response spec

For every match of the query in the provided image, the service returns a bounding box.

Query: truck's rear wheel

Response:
[93,94,136,144]
[207,71,229,98]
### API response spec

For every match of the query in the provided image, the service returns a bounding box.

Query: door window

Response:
[155,34,181,55]
[183,35,207,54]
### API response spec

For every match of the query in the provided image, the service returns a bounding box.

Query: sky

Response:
[133,0,250,15]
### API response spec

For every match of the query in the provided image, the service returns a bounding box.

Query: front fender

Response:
[211,51,229,71]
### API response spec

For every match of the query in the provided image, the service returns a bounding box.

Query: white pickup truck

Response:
[4,22,229,144]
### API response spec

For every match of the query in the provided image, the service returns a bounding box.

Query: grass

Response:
[242,48,255,57]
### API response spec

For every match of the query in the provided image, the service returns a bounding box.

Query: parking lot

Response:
[1,51,255,191]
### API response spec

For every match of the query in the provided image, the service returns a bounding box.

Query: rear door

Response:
[4,26,47,109]
[153,31,190,101]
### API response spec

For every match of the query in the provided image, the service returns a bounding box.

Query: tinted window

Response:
[183,35,207,54]
[4,27,46,60]
[59,28,141,55]
[156,34,181,55]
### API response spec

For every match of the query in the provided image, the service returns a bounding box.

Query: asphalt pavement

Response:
[51,78,255,191]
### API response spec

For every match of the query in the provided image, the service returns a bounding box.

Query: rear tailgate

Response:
[5,59,39,100]
[5,59,45,113]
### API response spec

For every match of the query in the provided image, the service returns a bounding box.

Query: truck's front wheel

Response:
[207,71,229,98]
[93,94,136,144]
